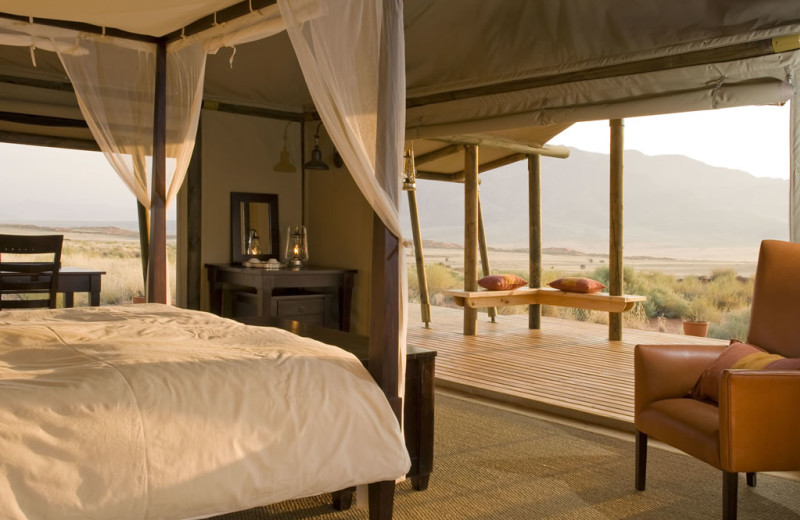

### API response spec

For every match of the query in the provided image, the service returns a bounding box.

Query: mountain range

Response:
[400,147,789,257]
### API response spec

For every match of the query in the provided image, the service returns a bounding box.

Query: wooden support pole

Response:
[528,154,542,330]
[609,119,624,341]
[370,214,401,417]
[369,0,402,425]
[407,187,432,327]
[463,145,479,335]
[477,199,497,322]
[186,119,202,310]
[147,39,168,304]
[137,201,150,288]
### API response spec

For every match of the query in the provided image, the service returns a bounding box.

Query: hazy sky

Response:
[551,103,791,180]
[0,103,791,223]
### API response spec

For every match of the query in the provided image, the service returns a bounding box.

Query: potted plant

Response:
[682,299,718,337]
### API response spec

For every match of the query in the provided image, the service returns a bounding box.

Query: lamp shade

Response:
[304,145,330,170]
[274,147,297,172]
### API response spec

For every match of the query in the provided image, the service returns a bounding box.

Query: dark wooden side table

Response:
[261,318,436,494]
[58,267,105,307]
[205,264,355,331]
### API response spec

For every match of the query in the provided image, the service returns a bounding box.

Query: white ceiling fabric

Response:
[0,0,242,38]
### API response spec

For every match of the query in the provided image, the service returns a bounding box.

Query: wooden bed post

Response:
[528,154,542,330]
[369,214,401,415]
[477,198,497,322]
[464,145,479,335]
[186,119,203,310]
[137,201,150,288]
[609,119,624,341]
[148,38,168,304]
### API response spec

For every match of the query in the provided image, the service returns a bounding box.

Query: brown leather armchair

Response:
[634,240,800,520]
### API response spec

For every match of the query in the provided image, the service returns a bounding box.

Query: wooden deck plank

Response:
[406,303,725,431]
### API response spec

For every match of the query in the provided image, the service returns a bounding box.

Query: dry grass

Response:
[59,239,176,306]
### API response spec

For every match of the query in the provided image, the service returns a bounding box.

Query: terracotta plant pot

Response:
[682,320,709,337]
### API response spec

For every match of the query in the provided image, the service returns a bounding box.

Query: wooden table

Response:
[205,264,356,331]
[58,267,105,307]
[2,267,105,307]
[261,317,436,497]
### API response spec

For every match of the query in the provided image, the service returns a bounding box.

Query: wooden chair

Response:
[634,240,800,519]
[0,234,64,309]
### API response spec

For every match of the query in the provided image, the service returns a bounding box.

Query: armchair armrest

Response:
[719,370,800,473]
[634,344,726,414]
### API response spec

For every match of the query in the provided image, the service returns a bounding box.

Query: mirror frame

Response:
[230,192,280,264]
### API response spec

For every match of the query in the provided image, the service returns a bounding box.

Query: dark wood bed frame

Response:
[0,3,405,517]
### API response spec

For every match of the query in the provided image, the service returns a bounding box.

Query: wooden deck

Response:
[406,304,725,431]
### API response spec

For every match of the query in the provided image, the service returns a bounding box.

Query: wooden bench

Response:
[445,287,646,313]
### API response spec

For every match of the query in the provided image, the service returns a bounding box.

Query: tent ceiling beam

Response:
[436,136,569,158]
[415,170,468,183]
[0,73,305,124]
[203,100,304,122]
[416,152,525,182]
[0,130,98,151]
[0,74,73,93]
[407,35,797,110]
[0,111,87,128]
[414,144,463,166]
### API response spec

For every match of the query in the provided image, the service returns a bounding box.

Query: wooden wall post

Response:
[528,154,542,329]
[463,144,479,335]
[609,119,624,341]
[477,198,497,322]
[147,39,168,304]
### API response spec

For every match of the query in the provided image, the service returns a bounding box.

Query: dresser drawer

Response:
[275,296,327,317]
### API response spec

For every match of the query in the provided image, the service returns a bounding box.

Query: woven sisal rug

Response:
[212,392,800,519]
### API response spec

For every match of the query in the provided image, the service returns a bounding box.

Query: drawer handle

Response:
[297,305,305,312]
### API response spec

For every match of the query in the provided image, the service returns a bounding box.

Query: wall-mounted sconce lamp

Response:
[273,122,297,173]
[304,122,330,170]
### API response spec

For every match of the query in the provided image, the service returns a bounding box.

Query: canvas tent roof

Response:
[2,0,799,141]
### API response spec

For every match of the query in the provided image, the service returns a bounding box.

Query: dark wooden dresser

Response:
[205,264,355,331]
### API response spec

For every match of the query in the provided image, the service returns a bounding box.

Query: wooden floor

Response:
[406,304,725,431]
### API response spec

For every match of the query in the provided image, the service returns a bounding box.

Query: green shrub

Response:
[709,307,751,341]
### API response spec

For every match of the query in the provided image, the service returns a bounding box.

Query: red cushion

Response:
[691,340,800,404]
[548,277,605,293]
[478,274,527,291]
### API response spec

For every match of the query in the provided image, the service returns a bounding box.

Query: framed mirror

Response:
[230,192,280,264]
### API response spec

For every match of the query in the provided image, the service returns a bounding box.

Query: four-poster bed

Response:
[1,2,800,519]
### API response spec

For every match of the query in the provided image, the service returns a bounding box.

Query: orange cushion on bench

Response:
[548,277,605,293]
[478,274,527,291]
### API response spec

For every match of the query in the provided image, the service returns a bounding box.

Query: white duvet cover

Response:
[0,304,410,520]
